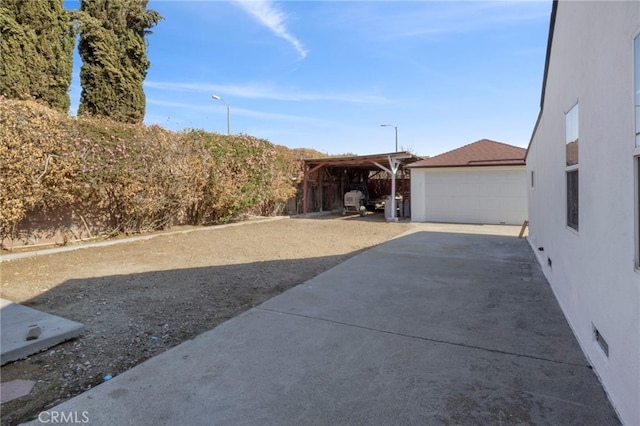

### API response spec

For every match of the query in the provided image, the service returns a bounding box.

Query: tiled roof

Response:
[409,139,526,168]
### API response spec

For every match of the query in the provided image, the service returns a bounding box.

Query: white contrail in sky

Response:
[232,0,308,58]
[145,80,390,104]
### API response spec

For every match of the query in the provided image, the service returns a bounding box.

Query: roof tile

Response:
[409,139,526,168]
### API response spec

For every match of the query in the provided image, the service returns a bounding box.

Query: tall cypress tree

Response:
[77,0,161,123]
[0,0,75,112]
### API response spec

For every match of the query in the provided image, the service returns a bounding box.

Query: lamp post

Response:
[212,95,230,135]
[380,124,398,152]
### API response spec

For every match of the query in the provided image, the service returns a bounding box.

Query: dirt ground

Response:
[0,214,412,425]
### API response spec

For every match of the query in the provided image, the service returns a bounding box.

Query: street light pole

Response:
[212,95,230,135]
[380,124,398,152]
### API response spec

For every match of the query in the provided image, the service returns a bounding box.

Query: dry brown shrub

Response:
[1,98,304,247]
[0,98,79,241]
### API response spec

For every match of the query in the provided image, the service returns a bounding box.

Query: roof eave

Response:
[408,162,526,169]
[526,0,558,162]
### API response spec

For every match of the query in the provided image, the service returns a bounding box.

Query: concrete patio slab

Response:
[24,228,619,425]
[0,379,35,404]
[1,298,84,365]
[262,231,585,365]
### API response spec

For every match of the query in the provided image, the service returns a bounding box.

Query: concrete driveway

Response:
[27,224,619,425]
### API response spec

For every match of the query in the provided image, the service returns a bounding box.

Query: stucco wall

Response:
[527,2,640,424]
[411,166,527,225]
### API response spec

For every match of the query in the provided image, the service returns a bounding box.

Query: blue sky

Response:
[65,1,552,157]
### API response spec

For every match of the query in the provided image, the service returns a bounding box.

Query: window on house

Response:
[530,170,535,189]
[567,170,579,231]
[635,35,640,148]
[636,157,640,267]
[566,103,579,166]
[566,103,579,231]
[635,35,640,267]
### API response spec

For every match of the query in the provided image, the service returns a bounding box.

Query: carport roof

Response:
[304,151,422,171]
[408,139,526,168]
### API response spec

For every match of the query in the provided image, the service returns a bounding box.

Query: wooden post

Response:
[319,169,324,211]
[519,220,529,238]
[303,166,309,215]
[302,162,327,215]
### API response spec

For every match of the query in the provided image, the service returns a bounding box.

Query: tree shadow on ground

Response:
[1,252,367,425]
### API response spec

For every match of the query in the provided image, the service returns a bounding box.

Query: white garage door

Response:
[411,166,527,225]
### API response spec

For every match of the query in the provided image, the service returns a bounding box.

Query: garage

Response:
[409,139,527,225]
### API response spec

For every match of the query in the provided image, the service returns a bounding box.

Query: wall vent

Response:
[592,324,609,358]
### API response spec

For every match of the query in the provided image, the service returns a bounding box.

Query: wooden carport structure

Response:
[302,151,422,220]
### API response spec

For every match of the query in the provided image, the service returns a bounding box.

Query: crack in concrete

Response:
[255,306,592,369]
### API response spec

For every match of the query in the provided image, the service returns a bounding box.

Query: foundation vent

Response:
[593,324,609,358]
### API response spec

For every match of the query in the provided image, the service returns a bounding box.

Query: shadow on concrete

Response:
[0,251,367,425]
[3,229,621,425]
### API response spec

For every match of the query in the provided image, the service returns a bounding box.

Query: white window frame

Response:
[530,170,535,190]
[635,155,640,269]
[635,33,640,149]
[565,102,579,232]
[634,33,640,268]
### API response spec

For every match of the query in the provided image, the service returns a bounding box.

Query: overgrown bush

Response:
[0,98,79,239]
[0,97,302,246]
